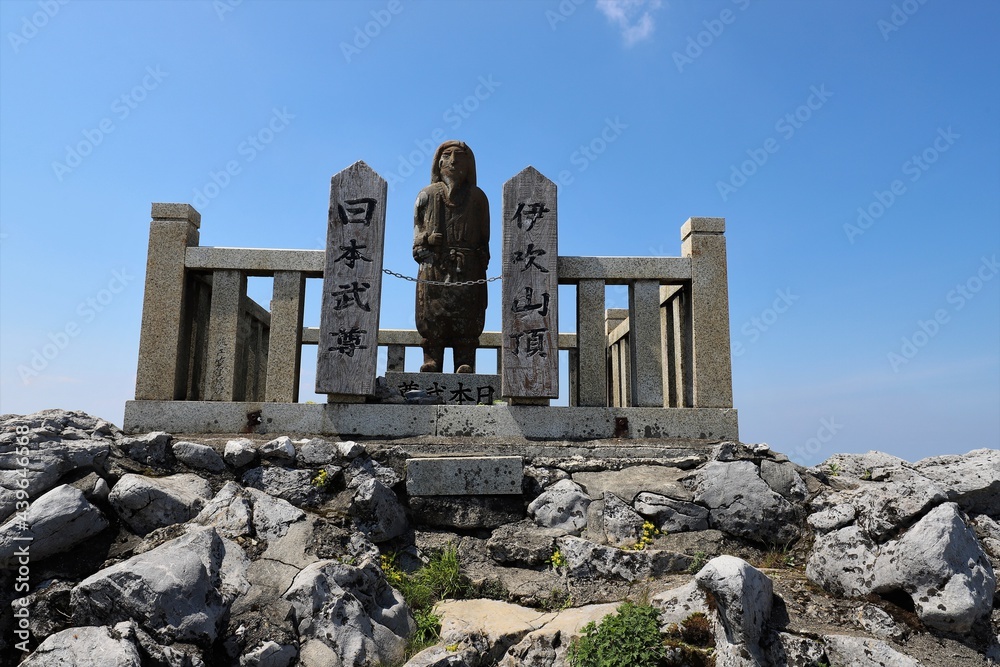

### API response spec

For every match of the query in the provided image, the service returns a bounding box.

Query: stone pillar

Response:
[386,345,405,372]
[135,203,201,401]
[629,280,665,407]
[265,271,306,402]
[605,308,628,407]
[576,279,607,406]
[681,217,733,408]
[205,269,247,401]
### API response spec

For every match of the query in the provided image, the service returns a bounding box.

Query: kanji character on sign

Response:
[512,244,549,273]
[334,239,372,269]
[330,327,368,357]
[337,198,377,226]
[511,286,549,317]
[331,281,371,311]
[450,382,474,404]
[510,328,548,357]
[511,202,549,232]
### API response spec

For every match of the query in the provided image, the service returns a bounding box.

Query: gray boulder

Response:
[846,474,948,541]
[487,519,565,566]
[224,438,258,467]
[873,502,995,633]
[633,492,709,532]
[759,459,808,501]
[806,503,856,533]
[242,465,334,507]
[240,640,297,667]
[296,438,340,465]
[259,436,296,463]
[191,481,253,539]
[283,558,414,666]
[527,479,591,535]
[347,456,401,489]
[823,634,923,667]
[694,555,772,648]
[118,431,171,465]
[109,473,212,535]
[651,580,710,627]
[246,487,306,541]
[0,484,107,566]
[172,441,225,473]
[556,535,690,581]
[693,461,800,544]
[573,465,693,503]
[913,448,1000,515]
[351,478,408,542]
[21,623,143,667]
[72,527,249,647]
[806,525,878,597]
[602,491,645,547]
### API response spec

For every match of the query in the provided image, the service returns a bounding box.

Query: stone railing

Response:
[133,203,732,410]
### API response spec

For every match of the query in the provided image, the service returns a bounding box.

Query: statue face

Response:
[438,145,469,182]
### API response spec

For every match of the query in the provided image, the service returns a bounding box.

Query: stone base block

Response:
[385,372,500,405]
[407,495,525,529]
[406,456,523,496]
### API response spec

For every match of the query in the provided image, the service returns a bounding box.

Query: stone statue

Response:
[413,141,490,373]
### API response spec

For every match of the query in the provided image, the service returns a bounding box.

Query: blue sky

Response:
[1,0,997,464]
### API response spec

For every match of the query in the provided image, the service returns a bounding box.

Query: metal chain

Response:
[382,268,502,287]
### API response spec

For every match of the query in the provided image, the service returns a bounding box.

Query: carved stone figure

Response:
[413,141,490,373]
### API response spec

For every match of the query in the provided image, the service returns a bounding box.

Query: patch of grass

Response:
[826,462,841,477]
[567,601,668,667]
[663,612,716,666]
[686,551,708,574]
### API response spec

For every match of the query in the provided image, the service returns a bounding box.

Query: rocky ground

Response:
[0,408,997,666]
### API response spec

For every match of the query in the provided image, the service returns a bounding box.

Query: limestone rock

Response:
[602,491,645,547]
[806,503,856,533]
[759,459,808,501]
[527,479,591,535]
[496,602,620,667]
[242,465,333,507]
[557,535,690,581]
[572,465,693,503]
[283,558,414,666]
[436,599,554,664]
[109,473,212,535]
[295,438,340,465]
[818,451,913,480]
[259,436,296,463]
[191,481,253,539]
[239,640,297,667]
[761,632,828,667]
[347,456,402,489]
[410,495,523,529]
[633,492,709,533]
[487,519,565,566]
[21,623,143,666]
[694,555,772,648]
[856,604,905,641]
[246,487,306,541]
[118,431,171,465]
[693,461,800,544]
[806,525,877,597]
[224,438,258,468]
[912,448,1000,515]
[351,478,408,542]
[823,634,923,667]
[172,440,225,473]
[846,474,948,541]
[873,502,995,633]
[0,484,107,566]
[72,527,249,647]
[651,580,710,627]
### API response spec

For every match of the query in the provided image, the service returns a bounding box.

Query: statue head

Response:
[431,140,477,187]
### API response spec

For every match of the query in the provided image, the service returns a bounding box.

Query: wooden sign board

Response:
[501,167,558,398]
[316,161,386,397]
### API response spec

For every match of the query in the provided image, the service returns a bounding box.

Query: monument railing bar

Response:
[127,166,735,439]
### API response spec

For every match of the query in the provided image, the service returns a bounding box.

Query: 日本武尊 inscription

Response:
[316,161,386,397]
[501,167,558,398]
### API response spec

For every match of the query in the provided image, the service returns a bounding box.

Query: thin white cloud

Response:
[596,0,663,46]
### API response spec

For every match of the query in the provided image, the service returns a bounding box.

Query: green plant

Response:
[626,521,662,551]
[686,551,708,574]
[827,462,841,477]
[678,612,713,647]
[310,468,330,489]
[567,602,667,667]
[548,549,567,569]
[861,468,873,480]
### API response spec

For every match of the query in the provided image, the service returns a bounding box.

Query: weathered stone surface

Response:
[346,456,402,489]
[72,527,249,647]
[694,555,772,648]
[487,519,566,566]
[602,492,645,547]
[651,580,710,627]
[240,640,297,667]
[224,438,258,467]
[0,484,107,566]
[497,602,620,667]
[634,492,709,532]
[761,632,827,667]
[806,525,878,597]
[818,451,913,480]
[846,475,948,541]
[295,438,339,465]
[259,436,296,462]
[572,465,692,503]
[873,502,995,633]
[172,440,225,473]
[109,473,212,535]
[436,599,553,664]
[283,558,413,666]
[806,503,856,533]
[527,479,591,535]
[759,459,808,501]
[409,495,524,529]
[118,431,171,465]
[21,623,143,666]
[823,634,923,667]
[912,448,1000,515]
[856,604,905,641]
[0,437,110,522]
[191,481,253,539]
[557,535,690,581]
[246,487,306,541]
[242,465,333,507]
[351,478,408,542]
[693,461,800,544]
[407,456,523,496]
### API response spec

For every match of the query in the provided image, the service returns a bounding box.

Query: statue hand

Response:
[414,246,433,262]
[427,232,443,246]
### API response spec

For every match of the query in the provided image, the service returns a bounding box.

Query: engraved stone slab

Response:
[385,372,500,405]
[406,456,523,496]
[316,161,386,396]
[501,167,558,398]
